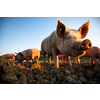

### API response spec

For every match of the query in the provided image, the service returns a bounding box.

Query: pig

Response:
[15,48,40,63]
[0,53,15,60]
[79,46,100,64]
[58,55,66,63]
[58,55,66,60]
[41,19,92,68]
[58,54,80,64]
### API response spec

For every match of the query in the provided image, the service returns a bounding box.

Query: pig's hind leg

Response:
[42,51,46,64]
[31,55,35,63]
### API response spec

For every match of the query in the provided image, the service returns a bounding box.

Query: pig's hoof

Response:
[78,62,80,64]
[48,62,51,64]
[55,66,59,68]
[43,62,46,64]
[94,63,99,69]
[72,62,76,64]
[68,63,72,67]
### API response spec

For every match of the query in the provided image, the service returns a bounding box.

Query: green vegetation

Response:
[39,55,91,62]
[39,55,54,62]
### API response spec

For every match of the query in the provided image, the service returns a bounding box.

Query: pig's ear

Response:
[13,54,16,57]
[13,54,15,57]
[57,19,67,38]
[78,20,90,39]
[19,52,23,56]
[14,52,18,54]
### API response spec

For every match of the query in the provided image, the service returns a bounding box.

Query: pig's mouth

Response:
[73,48,84,53]
[64,47,85,57]
[72,46,86,57]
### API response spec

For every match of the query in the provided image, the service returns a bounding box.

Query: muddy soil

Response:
[0,58,100,84]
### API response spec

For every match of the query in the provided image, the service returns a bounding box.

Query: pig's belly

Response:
[44,47,52,56]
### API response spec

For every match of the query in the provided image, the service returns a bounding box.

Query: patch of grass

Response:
[70,57,91,62]
[39,55,91,62]
[39,55,54,62]
[80,57,91,62]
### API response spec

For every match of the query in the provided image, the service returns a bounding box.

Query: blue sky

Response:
[0,17,100,55]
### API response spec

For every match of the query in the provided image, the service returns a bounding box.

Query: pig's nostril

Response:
[89,43,91,47]
[82,43,86,47]
[80,39,92,50]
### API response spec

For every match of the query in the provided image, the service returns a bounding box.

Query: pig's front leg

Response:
[32,56,36,63]
[52,48,59,68]
[48,55,51,64]
[91,56,97,64]
[65,56,72,66]
[76,57,80,64]
[73,57,80,64]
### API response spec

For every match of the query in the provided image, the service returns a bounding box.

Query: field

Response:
[0,56,100,84]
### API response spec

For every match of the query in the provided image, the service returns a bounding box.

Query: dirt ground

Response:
[0,58,100,84]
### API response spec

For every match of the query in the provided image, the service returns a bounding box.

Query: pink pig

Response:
[0,53,15,60]
[58,55,72,63]
[41,19,92,68]
[15,48,40,62]
[80,46,100,64]
[58,55,66,63]
[58,54,80,64]
[58,55,66,60]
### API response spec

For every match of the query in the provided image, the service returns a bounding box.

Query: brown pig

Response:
[15,48,40,62]
[0,53,15,60]
[41,19,92,68]
[80,46,100,64]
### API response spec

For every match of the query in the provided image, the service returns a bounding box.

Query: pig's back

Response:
[31,48,40,57]
[21,49,32,58]
[90,46,100,54]
[90,46,100,58]
[1,54,13,59]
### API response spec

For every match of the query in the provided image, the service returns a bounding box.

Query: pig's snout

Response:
[80,39,92,50]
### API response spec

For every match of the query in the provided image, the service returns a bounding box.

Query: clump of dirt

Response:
[0,58,100,84]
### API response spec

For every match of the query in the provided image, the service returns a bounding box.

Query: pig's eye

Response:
[67,36,71,40]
